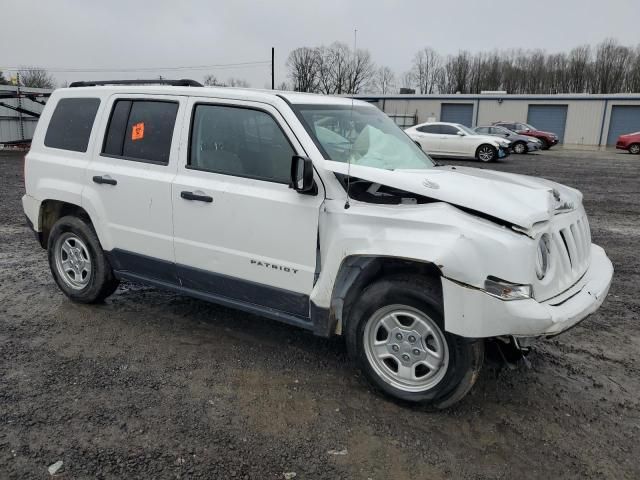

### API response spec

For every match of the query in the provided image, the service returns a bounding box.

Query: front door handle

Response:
[92,175,117,185]
[180,191,213,203]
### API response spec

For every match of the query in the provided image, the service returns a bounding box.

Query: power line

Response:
[2,60,271,73]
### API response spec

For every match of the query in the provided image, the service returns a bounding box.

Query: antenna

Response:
[344,27,357,210]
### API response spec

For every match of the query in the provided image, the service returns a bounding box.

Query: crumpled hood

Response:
[325,160,582,231]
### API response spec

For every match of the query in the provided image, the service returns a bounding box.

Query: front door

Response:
[171,99,324,318]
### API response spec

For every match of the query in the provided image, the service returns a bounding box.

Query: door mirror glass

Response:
[456,131,465,136]
[290,155,315,193]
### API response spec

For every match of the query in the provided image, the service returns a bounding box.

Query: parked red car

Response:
[492,122,559,150]
[615,132,640,154]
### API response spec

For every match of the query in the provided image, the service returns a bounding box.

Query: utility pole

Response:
[16,72,24,141]
[271,47,275,90]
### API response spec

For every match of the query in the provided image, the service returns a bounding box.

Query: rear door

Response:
[171,98,324,318]
[83,95,184,282]
[413,124,441,153]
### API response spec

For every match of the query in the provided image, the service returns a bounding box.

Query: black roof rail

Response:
[69,79,203,88]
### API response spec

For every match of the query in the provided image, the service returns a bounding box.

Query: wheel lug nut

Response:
[402,354,410,362]
[408,335,416,343]
[413,349,421,356]
[391,344,399,352]
[395,333,403,341]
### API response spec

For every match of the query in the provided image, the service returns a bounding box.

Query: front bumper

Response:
[441,244,613,338]
[527,141,541,152]
[615,142,628,150]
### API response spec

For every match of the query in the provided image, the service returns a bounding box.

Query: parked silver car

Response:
[474,125,542,154]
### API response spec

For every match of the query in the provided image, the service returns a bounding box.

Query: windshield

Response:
[457,124,477,135]
[293,104,434,170]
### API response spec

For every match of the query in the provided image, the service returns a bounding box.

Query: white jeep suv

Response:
[22,80,613,408]
[406,121,511,162]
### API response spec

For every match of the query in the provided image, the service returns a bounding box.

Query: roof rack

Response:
[69,79,203,88]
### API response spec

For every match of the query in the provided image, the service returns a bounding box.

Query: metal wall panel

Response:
[606,106,640,145]
[527,105,568,143]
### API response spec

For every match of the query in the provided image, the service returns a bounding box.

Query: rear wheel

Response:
[629,143,640,154]
[48,216,119,303]
[346,275,484,408]
[513,141,527,154]
[476,144,497,162]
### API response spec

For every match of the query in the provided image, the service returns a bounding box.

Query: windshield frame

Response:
[290,102,435,170]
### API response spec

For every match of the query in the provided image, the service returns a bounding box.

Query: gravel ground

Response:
[1,148,639,479]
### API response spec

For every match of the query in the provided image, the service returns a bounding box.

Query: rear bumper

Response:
[22,194,40,230]
[442,244,613,338]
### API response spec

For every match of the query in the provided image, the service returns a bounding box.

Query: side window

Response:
[189,104,295,184]
[417,124,439,134]
[44,98,100,152]
[440,125,459,135]
[102,99,178,164]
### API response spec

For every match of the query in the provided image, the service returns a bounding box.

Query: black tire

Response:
[629,143,640,155]
[512,141,527,154]
[47,215,119,303]
[346,275,484,408]
[538,138,550,150]
[476,144,497,162]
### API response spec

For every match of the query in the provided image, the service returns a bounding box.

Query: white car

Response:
[406,121,511,162]
[22,80,613,408]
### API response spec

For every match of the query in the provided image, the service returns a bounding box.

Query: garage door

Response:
[607,106,640,145]
[527,105,568,144]
[440,103,474,127]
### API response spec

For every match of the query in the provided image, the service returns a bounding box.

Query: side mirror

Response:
[505,132,511,137]
[457,131,465,136]
[525,128,531,132]
[290,155,315,194]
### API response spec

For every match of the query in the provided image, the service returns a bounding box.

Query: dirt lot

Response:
[1,149,639,479]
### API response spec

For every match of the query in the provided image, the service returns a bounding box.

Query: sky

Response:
[2,0,639,88]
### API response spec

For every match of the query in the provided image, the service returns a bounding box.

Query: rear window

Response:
[44,98,100,152]
[102,99,178,164]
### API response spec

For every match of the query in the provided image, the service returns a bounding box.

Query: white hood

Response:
[324,160,582,231]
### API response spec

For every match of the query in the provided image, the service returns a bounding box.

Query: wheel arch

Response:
[38,200,94,249]
[330,255,442,336]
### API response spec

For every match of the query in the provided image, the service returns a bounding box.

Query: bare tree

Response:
[286,47,320,92]
[0,71,9,85]
[227,78,250,87]
[411,48,441,94]
[567,45,591,93]
[592,38,630,93]
[346,48,376,94]
[371,66,396,94]
[203,74,224,86]
[18,67,55,88]
[624,46,640,92]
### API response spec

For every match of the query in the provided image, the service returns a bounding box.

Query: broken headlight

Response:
[484,277,532,301]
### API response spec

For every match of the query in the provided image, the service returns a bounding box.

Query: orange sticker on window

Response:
[131,122,145,141]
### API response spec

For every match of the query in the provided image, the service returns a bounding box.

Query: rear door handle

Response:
[92,175,117,185]
[180,191,213,203]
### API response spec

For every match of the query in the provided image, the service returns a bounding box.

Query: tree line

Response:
[286,38,640,95]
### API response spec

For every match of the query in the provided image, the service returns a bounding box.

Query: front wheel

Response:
[476,144,497,162]
[346,275,484,408]
[512,141,527,154]
[629,143,640,154]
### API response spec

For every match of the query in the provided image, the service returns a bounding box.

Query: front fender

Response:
[311,199,535,311]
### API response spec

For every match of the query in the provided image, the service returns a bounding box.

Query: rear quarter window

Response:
[44,98,101,152]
